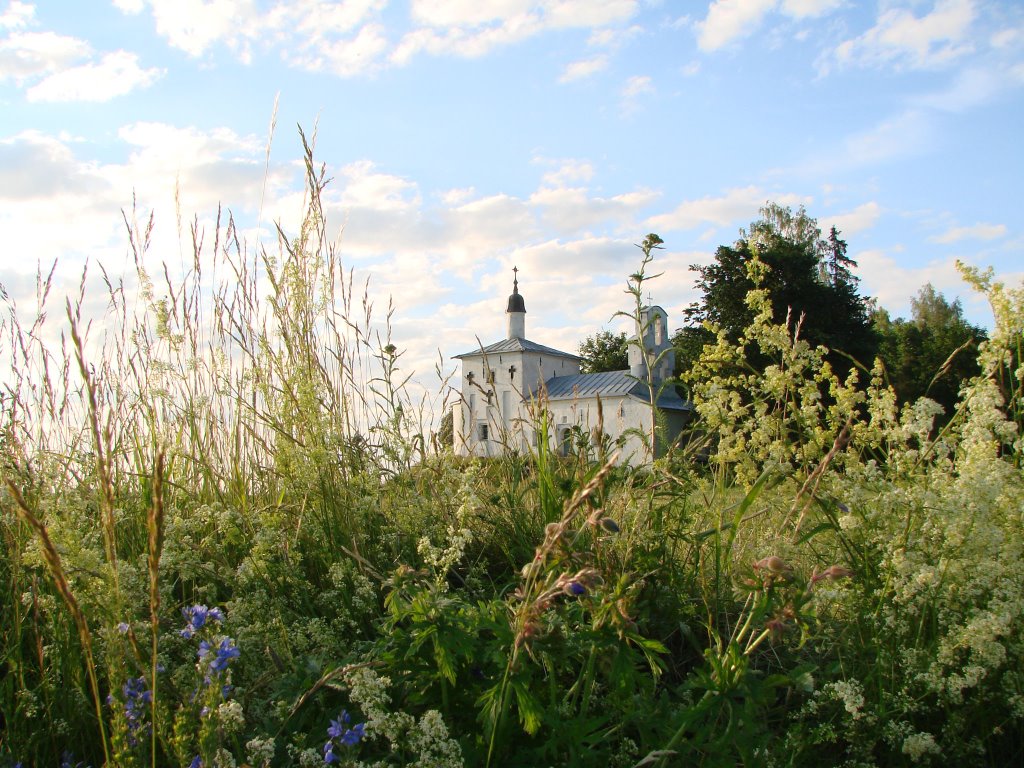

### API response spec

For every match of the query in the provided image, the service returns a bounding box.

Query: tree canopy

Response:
[677,203,876,375]
[577,330,629,374]
[872,284,986,418]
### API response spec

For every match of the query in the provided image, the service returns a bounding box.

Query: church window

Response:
[618,403,625,418]
[654,314,663,344]
[487,369,496,384]
[478,423,489,441]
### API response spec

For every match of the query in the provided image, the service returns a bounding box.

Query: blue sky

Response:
[1,0,1022,389]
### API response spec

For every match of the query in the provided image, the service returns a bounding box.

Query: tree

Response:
[676,204,876,375]
[577,330,629,374]
[873,284,986,418]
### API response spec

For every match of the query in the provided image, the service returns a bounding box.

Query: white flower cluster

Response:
[820,679,866,720]
[245,736,275,767]
[417,461,479,590]
[901,731,940,761]
[217,699,245,732]
[345,667,464,768]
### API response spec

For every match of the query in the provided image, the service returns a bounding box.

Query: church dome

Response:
[506,268,526,313]
[507,290,525,313]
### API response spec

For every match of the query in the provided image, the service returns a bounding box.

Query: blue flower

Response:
[323,710,365,762]
[341,723,365,747]
[566,581,586,596]
[197,637,240,684]
[180,605,225,638]
[189,756,203,768]
[112,676,151,747]
[117,622,130,634]
[327,710,351,739]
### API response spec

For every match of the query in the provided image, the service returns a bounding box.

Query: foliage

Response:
[676,203,876,376]
[1,141,1023,768]
[873,283,987,420]
[577,331,629,374]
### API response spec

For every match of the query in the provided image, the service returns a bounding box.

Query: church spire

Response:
[506,266,526,339]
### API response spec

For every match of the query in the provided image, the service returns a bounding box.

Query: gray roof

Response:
[538,369,692,411]
[453,336,581,360]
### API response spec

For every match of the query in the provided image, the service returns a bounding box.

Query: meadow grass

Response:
[1,137,1023,767]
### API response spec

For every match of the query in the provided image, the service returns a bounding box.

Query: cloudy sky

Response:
[1,0,1022,394]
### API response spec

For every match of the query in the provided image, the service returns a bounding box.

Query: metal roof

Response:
[453,337,581,360]
[538,369,692,411]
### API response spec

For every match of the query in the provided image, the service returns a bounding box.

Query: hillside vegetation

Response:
[2,145,1023,767]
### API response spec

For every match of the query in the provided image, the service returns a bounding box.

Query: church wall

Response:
[455,349,576,457]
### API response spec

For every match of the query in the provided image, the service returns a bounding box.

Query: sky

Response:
[1,0,1022,401]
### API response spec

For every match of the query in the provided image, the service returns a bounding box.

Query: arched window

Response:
[654,313,663,345]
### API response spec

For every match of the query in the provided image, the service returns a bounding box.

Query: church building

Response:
[452,270,692,464]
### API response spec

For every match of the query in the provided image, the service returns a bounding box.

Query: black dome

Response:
[507,292,526,313]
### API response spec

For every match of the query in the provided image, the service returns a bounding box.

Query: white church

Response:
[452,270,692,464]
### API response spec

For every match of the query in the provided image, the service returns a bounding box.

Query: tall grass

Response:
[1,135,1023,767]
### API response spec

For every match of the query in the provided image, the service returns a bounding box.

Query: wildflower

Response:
[246,736,275,767]
[563,581,586,596]
[753,555,791,575]
[120,675,152,746]
[189,756,203,768]
[323,710,366,763]
[810,565,854,587]
[180,605,225,639]
[117,622,130,634]
[198,637,240,681]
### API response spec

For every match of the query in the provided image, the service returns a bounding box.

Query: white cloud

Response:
[840,109,934,168]
[338,160,422,212]
[291,22,390,75]
[823,202,881,237]
[0,30,91,82]
[991,26,1023,49]
[145,0,257,57]
[696,0,777,52]
[915,65,1022,112]
[559,54,608,82]
[0,1,33,29]
[622,74,653,98]
[537,158,595,187]
[125,0,636,73]
[695,0,846,52]
[832,0,976,71]
[855,247,974,318]
[930,222,1007,244]
[646,186,809,232]
[112,0,145,13]
[529,185,657,233]
[780,0,843,18]
[0,12,160,101]
[26,50,162,102]
[410,0,635,29]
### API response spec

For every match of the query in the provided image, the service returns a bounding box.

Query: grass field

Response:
[2,143,1023,767]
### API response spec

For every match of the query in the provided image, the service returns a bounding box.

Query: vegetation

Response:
[577,331,628,374]
[674,204,875,377]
[2,144,1023,768]
[873,284,988,419]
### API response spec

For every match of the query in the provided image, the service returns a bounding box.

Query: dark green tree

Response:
[873,284,986,418]
[675,204,876,376]
[577,330,629,374]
